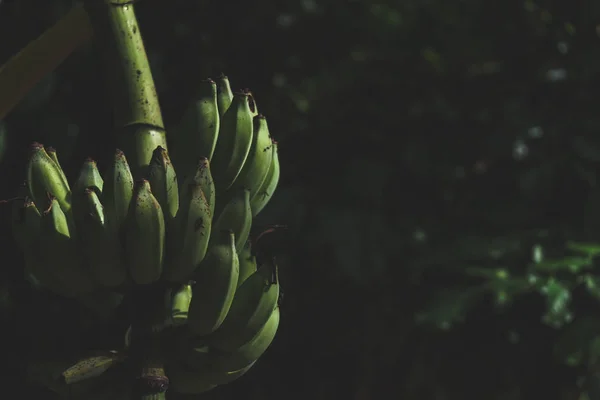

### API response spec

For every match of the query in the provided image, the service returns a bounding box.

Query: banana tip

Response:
[30,142,44,151]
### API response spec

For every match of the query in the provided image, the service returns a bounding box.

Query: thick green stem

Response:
[84,0,167,179]
[128,284,170,400]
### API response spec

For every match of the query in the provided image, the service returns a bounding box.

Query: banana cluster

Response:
[11,75,281,395]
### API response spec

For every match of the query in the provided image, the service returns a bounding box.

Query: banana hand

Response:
[210,258,279,351]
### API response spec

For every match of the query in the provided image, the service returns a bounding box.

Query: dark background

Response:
[2,0,600,399]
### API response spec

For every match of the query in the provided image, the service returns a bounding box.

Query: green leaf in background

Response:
[415,287,487,330]
[530,256,593,274]
[553,316,600,367]
[539,278,572,328]
[581,275,600,300]
[567,241,600,257]
[464,267,535,308]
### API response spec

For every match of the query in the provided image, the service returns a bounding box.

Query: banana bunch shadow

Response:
[11,75,282,397]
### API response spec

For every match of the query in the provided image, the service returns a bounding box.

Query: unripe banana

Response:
[74,157,104,193]
[39,197,95,297]
[237,241,257,288]
[211,92,254,191]
[171,79,220,181]
[164,182,211,283]
[187,230,240,336]
[168,340,256,394]
[147,146,179,224]
[210,259,279,351]
[78,188,127,288]
[12,196,64,292]
[192,157,216,218]
[231,114,273,197]
[26,142,72,223]
[125,180,165,285]
[171,283,193,326]
[250,140,280,217]
[242,88,259,116]
[72,157,104,230]
[102,149,134,236]
[46,147,68,188]
[212,187,252,252]
[213,306,280,372]
[215,74,233,116]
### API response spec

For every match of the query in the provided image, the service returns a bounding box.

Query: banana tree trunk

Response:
[84,0,168,180]
[83,2,169,399]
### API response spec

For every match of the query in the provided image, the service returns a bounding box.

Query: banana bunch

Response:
[12,75,282,395]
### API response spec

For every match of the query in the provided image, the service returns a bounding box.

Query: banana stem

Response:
[128,285,169,399]
[84,0,167,179]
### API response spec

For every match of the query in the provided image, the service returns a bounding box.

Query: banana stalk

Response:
[84,2,168,398]
[84,0,167,180]
[128,286,170,400]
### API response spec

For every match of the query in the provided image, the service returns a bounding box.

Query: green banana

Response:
[171,283,193,326]
[237,241,257,288]
[213,306,280,372]
[167,344,255,394]
[102,149,134,236]
[26,142,72,222]
[125,179,165,285]
[77,188,127,288]
[39,197,95,297]
[12,196,64,292]
[72,158,104,230]
[231,114,273,197]
[211,91,254,191]
[147,145,179,224]
[212,187,252,252]
[46,147,68,187]
[250,140,280,217]
[74,157,104,193]
[192,157,216,218]
[187,229,240,336]
[215,74,233,116]
[243,88,259,116]
[164,182,212,283]
[171,78,220,180]
[210,258,279,351]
